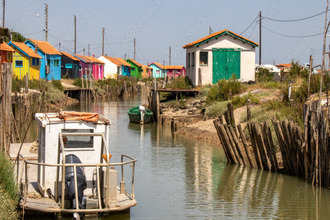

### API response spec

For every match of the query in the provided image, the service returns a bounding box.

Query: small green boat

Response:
[127,106,153,124]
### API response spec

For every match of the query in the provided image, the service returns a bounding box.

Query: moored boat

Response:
[14,111,137,219]
[127,105,153,124]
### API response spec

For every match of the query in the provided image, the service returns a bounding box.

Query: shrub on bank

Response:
[232,92,260,109]
[206,75,243,104]
[165,76,192,89]
[256,67,274,82]
[51,80,63,91]
[0,152,18,202]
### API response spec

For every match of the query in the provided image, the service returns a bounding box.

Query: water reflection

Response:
[26,99,330,219]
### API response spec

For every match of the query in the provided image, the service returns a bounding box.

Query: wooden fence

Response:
[213,102,329,188]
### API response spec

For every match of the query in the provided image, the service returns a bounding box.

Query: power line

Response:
[262,9,329,22]
[240,14,258,35]
[248,21,258,38]
[23,30,44,36]
[262,25,323,38]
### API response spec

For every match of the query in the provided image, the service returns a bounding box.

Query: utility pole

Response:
[45,3,48,42]
[88,44,90,56]
[83,48,85,56]
[259,10,262,65]
[124,53,126,59]
[209,26,212,35]
[59,42,61,51]
[134,38,136,60]
[74,15,76,54]
[169,46,171,66]
[102,27,105,56]
[307,55,313,98]
[2,0,5,27]
[320,0,329,112]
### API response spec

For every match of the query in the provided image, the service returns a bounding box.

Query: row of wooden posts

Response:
[213,102,329,188]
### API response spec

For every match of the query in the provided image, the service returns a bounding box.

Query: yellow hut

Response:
[8,41,42,80]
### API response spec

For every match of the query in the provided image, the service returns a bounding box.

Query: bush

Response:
[51,80,63,91]
[256,67,274,82]
[206,75,243,104]
[0,152,18,202]
[204,100,230,118]
[165,76,192,89]
[231,92,260,109]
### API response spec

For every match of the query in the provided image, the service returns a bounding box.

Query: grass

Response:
[165,76,192,89]
[0,185,18,220]
[0,152,19,219]
[231,92,260,109]
[204,100,230,118]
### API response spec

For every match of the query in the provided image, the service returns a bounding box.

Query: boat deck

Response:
[10,143,137,214]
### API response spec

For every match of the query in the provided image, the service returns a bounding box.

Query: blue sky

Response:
[5,0,327,66]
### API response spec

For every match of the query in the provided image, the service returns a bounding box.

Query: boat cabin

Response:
[17,112,137,217]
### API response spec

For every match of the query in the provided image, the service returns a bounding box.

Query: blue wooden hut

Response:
[25,39,62,80]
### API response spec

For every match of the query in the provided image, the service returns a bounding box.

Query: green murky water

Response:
[26,98,330,219]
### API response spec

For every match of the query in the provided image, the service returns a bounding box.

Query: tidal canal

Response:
[28,99,329,219]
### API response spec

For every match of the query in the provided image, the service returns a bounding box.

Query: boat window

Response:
[61,129,94,149]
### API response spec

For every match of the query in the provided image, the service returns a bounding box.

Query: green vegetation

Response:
[51,80,63,91]
[0,152,18,220]
[165,76,192,89]
[206,75,243,104]
[4,31,26,43]
[231,92,260,109]
[256,67,274,82]
[204,100,230,118]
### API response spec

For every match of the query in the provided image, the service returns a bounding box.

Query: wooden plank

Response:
[248,123,262,169]
[266,123,279,172]
[224,125,243,165]
[253,123,270,170]
[237,124,255,167]
[219,124,238,164]
[228,125,248,166]
[213,119,230,163]
[262,122,276,172]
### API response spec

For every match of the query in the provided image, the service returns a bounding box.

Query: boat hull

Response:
[127,106,153,124]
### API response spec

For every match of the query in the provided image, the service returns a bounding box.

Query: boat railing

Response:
[17,132,137,213]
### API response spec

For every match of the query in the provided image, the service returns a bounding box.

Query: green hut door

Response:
[212,48,241,84]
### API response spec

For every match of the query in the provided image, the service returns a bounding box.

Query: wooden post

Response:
[253,123,270,170]
[237,124,255,167]
[213,119,230,162]
[228,125,248,165]
[1,63,12,154]
[224,125,243,165]
[247,97,251,121]
[307,55,313,98]
[219,124,238,164]
[248,123,262,169]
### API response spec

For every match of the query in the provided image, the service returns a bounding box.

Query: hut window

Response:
[54,59,60,66]
[47,59,51,66]
[200,52,208,65]
[65,63,73,69]
[74,64,78,68]
[15,60,23,67]
[192,52,195,66]
[187,53,190,67]
[6,52,11,62]
[61,129,94,149]
[32,58,38,66]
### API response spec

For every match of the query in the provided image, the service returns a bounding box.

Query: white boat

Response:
[14,112,137,219]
